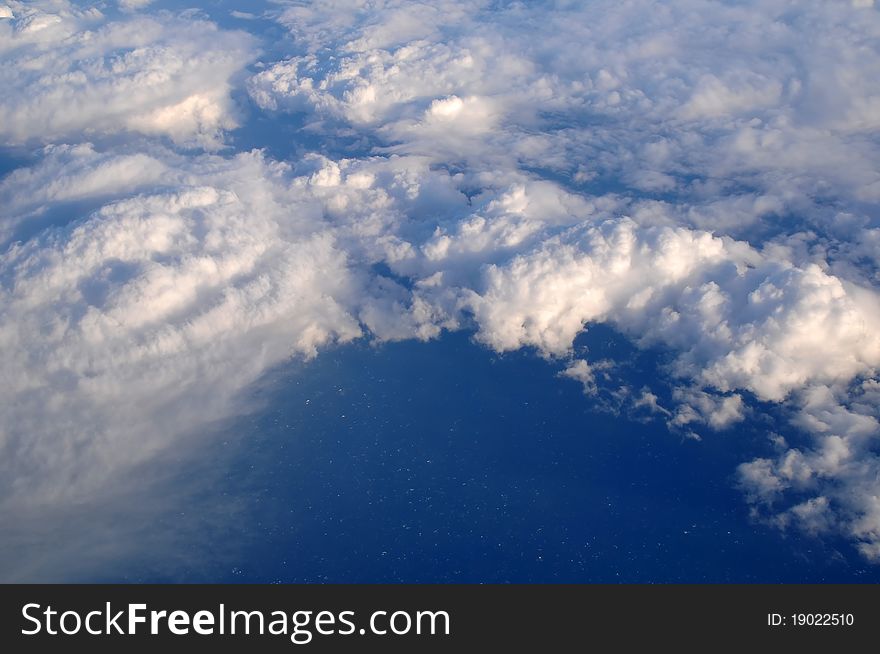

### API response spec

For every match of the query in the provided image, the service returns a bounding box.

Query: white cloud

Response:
[466,218,880,404]
[561,359,600,396]
[118,0,153,11]
[3,0,880,575]
[0,150,366,521]
[248,0,880,558]
[253,0,880,251]
[0,145,477,536]
[670,388,745,431]
[737,381,880,558]
[0,1,256,148]
[0,143,170,246]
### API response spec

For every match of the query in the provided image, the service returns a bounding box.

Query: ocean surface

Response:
[118,327,880,583]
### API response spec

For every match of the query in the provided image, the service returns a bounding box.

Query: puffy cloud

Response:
[0,149,374,527]
[3,0,880,576]
[670,389,745,431]
[466,220,878,391]
[737,381,880,559]
[561,359,601,396]
[0,144,478,528]
[250,0,880,554]
[0,1,256,148]
[464,219,880,448]
[253,1,880,227]
[249,0,880,558]
[0,143,170,246]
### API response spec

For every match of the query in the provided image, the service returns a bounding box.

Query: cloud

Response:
[250,0,880,558]
[670,388,745,431]
[253,0,880,231]
[0,1,256,148]
[118,0,153,11]
[466,220,879,392]
[2,0,880,576]
[736,381,880,555]
[0,142,170,246]
[0,149,366,513]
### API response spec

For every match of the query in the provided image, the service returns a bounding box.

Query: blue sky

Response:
[1,0,879,582]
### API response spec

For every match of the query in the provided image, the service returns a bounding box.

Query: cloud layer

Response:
[2,0,880,577]
[0,1,255,148]
[248,0,880,559]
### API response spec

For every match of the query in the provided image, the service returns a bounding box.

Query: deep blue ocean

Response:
[114,327,880,583]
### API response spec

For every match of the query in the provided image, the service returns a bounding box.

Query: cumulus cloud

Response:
[0,144,475,577]
[466,220,879,388]
[2,0,880,576]
[0,143,170,246]
[735,380,880,559]
[0,1,256,148]
[252,1,880,242]
[248,0,880,558]
[0,150,362,515]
